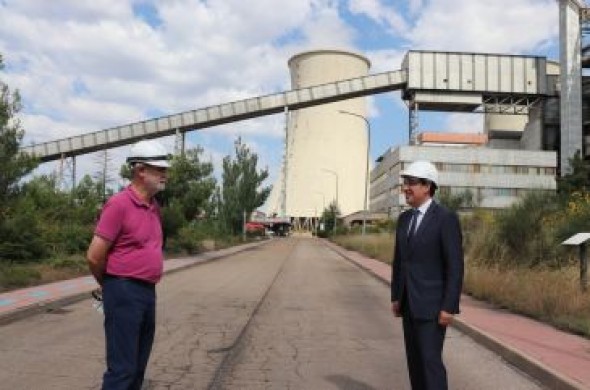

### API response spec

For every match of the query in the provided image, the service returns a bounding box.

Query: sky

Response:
[0,0,561,200]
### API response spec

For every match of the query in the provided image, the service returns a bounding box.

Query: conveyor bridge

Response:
[20,51,552,163]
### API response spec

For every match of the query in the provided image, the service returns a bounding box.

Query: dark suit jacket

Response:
[391,200,464,319]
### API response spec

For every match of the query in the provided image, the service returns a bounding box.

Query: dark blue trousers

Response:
[102,276,156,390]
[402,314,448,390]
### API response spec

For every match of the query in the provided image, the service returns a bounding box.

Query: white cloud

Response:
[365,48,406,73]
[202,114,285,139]
[296,3,356,50]
[366,96,379,118]
[407,0,558,54]
[443,113,484,134]
[408,0,424,16]
[2,1,132,22]
[0,0,356,147]
[0,0,565,186]
[348,0,409,36]
[348,0,557,54]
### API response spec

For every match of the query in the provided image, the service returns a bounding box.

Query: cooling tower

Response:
[280,49,371,219]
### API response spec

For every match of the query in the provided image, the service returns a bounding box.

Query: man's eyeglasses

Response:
[142,164,168,174]
[403,177,423,186]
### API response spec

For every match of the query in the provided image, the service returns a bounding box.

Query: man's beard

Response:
[155,182,166,192]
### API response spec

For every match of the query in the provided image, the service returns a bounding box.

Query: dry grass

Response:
[0,237,264,293]
[331,232,590,338]
[333,233,394,264]
[36,264,89,284]
[465,261,590,337]
[0,261,88,293]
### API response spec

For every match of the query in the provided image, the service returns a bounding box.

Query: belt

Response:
[104,274,155,289]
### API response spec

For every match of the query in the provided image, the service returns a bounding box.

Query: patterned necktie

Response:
[407,209,418,242]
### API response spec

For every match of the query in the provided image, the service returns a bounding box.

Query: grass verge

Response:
[0,236,267,293]
[332,233,590,338]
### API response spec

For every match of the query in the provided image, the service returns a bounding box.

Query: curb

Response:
[0,239,271,326]
[322,239,587,390]
[162,239,271,278]
[451,318,585,390]
[0,291,93,326]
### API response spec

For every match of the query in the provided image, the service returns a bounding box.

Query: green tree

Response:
[218,138,271,235]
[0,175,65,261]
[0,54,39,262]
[495,191,560,267]
[557,150,590,197]
[321,201,341,235]
[0,54,38,212]
[72,174,104,223]
[18,175,95,256]
[437,189,474,211]
[119,163,132,182]
[0,198,46,261]
[162,147,217,221]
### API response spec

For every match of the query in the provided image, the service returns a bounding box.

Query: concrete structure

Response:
[341,210,388,228]
[268,50,371,221]
[21,68,404,164]
[417,132,488,146]
[24,19,589,221]
[402,51,548,145]
[559,0,585,174]
[24,51,554,165]
[371,138,557,215]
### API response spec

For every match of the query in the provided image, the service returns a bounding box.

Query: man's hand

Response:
[391,301,402,317]
[438,310,454,326]
[86,235,112,286]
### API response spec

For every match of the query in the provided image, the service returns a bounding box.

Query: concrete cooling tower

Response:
[268,49,371,224]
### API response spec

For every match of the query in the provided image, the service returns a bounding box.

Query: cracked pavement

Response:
[0,238,543,389]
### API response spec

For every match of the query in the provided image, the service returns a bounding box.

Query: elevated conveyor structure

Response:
[21,70,406,162]
[20,51,554,164]
[402,51,549,144]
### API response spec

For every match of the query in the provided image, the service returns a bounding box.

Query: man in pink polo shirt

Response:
[87,139,170,390]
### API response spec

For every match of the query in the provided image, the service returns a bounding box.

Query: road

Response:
[0,238,543,389]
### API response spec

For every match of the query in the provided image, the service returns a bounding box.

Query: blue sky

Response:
[0,0,560,194]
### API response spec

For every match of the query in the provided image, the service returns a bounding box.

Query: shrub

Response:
[162,201,186,239]
[464,191,564,268]
[374,218,396,233]
[495,191,560,266]
[49,256,87,272]
[176,224,207,254]
[163,237,184,255]
[0,207,47,262]
[53,223,93,255]
[437,189,474,211]
[551,191,590,243]
[316,229,330,238]
[0,265,41,290]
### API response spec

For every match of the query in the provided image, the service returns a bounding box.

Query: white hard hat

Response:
[401,160,438,188]
[127,140,171,168]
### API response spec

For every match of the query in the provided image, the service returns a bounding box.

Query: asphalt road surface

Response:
[0,238,543,389]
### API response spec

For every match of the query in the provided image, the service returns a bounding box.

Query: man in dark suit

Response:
[391,160,464,390]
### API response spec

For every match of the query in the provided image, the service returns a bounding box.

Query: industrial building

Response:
[370,133,557,216]
[368,48,563,216]
[20,1,590,230]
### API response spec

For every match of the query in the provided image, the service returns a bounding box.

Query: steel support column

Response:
[408,100,419,146]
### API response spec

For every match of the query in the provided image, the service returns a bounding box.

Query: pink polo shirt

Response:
[94,186,164,284]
